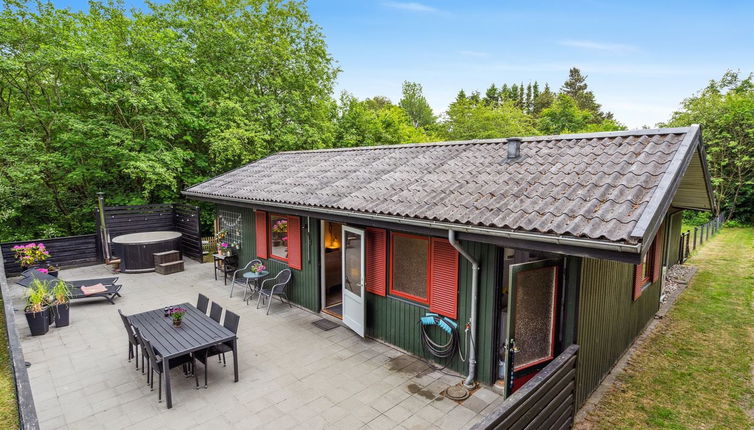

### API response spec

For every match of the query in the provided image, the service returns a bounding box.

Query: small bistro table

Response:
[242,270,269,305]
[128,303,238,409]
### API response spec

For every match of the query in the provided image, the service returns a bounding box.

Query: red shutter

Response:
[633,264,643,301]
[652,223,664,282]
[287,216,302,270]
[255,210,267,259]
[365,228,387,296]
[429,238,459,319]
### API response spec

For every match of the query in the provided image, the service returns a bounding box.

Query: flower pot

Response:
[51,303,70,327]
[173,319,182,328]
[48,270,59,278]
[25,309,50,336]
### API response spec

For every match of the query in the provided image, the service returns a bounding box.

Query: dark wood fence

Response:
[678,213,724,264]
[0,252,39,429]
[173,204,203,261]
[96,203,203,262]
[1,234,99,277]
[470,345,579,430]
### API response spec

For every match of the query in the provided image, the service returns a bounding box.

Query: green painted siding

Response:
[218,204,320,312]
[666,210,684,266]
[366,240,500,384]
[575,257,661,407]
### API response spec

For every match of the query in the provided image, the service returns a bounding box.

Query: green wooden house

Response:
[184,126,714,408]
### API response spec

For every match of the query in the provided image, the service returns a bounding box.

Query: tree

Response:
[0,0,339,240]
[335,93,434,147]
[398,81,435,128]
[440,98,537,140]
[536,94,626,134]
[364,96,394,111]
[664,71,754,221]
[484,84,500,106]
[532,83,555,115]
[560,67,605,120]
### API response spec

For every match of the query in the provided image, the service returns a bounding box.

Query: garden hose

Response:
[419,313,461,360]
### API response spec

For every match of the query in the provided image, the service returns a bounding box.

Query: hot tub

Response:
[112,231,182,273]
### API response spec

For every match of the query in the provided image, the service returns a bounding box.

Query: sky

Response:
[49,0,754,128]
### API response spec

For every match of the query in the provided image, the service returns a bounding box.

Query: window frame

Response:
[389,232,432,305]
[268,213,290,263]
[634,240,656,300]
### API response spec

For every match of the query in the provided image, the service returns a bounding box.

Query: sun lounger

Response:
[17,271,122,304]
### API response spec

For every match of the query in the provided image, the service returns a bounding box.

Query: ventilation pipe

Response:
[507,137,521,160]
[448,230,479,388]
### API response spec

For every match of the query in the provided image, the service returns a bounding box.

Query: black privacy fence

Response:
[470,345,579,430]
[1,203,202,276]
[678,212,725,264]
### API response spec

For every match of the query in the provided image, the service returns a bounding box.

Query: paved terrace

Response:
[9,260,503,429]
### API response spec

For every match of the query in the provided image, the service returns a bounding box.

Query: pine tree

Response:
[533,83,555,116]
[525,83,533,114]
[518,82,525,109]
[560,67,604,120]
[484,84,499,106]
[455,89,467,103]
[500,84,510,103]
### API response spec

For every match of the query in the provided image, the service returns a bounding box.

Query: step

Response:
[153,250,181,265]
[155,260,184,275]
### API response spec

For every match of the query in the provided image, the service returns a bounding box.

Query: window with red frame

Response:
[633,234,661,300]
[390,233,430,304]
[269,214,289,262]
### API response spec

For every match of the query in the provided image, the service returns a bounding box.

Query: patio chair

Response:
[117,309,142,371]
[256,269,292,315]
[195,310,240,388]
[134,327,199,402]
[229,259,262,299]
[209,302,223,323]
[197,294,209,314]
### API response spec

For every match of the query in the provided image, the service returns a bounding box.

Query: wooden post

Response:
[693,227,698,250]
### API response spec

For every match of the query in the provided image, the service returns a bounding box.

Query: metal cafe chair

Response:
[256,269,293,315]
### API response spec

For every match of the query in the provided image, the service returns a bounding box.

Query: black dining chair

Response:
[209,302,223,323]
[195,310,240,387]
[197,294,209,314]
[135,327,199,403]
[117,309,141,371]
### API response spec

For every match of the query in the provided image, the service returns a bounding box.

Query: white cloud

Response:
[458,50,489,58]
[558,39,639,53]
[382,2,441,13]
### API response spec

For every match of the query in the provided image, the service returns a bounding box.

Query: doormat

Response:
[312,319,339,331]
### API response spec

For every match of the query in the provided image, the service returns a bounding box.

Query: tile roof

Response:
[185,128,700,244]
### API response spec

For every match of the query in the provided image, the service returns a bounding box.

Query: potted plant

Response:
[46,265,60,277]
[169,307,187,327]
[50,280,72,327]
[250,262,266,274]
[219,242,230,256]
[12,242,50,271]
[25,279,51,336]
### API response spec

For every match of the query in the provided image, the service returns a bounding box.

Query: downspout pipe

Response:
[448,230,479,388]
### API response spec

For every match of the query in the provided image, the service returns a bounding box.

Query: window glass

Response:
[391,234,429,301]
[270,214,288,260]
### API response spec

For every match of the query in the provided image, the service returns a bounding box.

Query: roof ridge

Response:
[278,126,694,155]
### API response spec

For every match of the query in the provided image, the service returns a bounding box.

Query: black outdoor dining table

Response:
[128,303,238,409]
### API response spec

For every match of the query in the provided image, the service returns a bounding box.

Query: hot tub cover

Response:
[112,231,182,245]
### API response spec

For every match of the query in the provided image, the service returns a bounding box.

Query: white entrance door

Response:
[342,226,366,337]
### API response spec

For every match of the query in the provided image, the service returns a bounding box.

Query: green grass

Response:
[586,227,754,429]
[0,293,19,428]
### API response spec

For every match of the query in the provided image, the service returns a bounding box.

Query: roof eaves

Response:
[630,124,700,245]
[182,189,643,255]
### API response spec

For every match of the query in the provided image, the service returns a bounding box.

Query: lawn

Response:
[585,227,754,429]
[0,292,19,428]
